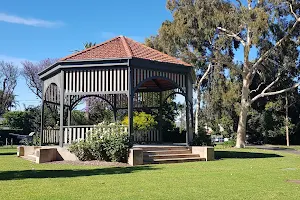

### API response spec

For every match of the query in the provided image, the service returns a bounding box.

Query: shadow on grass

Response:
[0,152,16,156]
[215,151,283,160]
[0,166,157,181]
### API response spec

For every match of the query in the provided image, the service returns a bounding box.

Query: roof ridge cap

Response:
[60,36,122,61]
[120,36,133,58]
[126,37,191,66]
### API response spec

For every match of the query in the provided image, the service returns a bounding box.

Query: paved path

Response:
[252,145,300,155]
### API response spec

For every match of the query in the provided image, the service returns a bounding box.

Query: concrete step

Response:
[144,150,191,155]
[22,154,37,162]
[146,153,200,160]
[144,157,205,164]
[134,146,189,151]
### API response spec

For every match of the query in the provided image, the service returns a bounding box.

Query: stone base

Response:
[17,146,79,164]
[191,146,214,161]
[128,148,143,166]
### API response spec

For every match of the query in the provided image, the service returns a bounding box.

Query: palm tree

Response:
[73,42,97,53]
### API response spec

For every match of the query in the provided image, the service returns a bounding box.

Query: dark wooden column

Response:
[185,74,191,145]
[186,74,194,144]
[127,67,134,139]
[67,95,72,127]
[159,91,163,143]
[40,82,44,146]
[59,71,65,147]
[113,94,117,122]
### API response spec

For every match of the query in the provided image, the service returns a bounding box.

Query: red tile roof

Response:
[61,36,191,66]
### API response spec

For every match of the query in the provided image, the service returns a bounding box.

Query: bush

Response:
[191,134,212,146]
[122,112,157,131]
[69,140,94,161]
[69,123,132,162]
[222,140,236,148]
[191,126,212,146]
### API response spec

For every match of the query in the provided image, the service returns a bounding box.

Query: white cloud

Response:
[0,54,26,66]
[100,31,145,42]
[0,54,36,68]
[0,13,63,28]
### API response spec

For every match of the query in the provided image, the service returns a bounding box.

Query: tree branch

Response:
[250,82,264,94]
[261,74,281,94]
[251,74,299,103]
[286,1,299,20]
[252,3,300,71]
[196,63,212,90]
[217,27,246,46]
[235,0,242,7]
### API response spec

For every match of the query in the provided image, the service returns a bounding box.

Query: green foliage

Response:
[69,140,94,161]
[148,0,300,146]
[2,106,44,135]
[3,111,25,130]
[122,112,157,131]
[191,126,212,146]
[71,110,90,125]
[222,140,236,148]
[69,123,132,162]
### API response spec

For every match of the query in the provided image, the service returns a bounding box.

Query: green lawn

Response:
[265,145,300,151]
[0,147,300,200]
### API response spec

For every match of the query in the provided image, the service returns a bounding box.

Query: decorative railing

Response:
[63,125,96,144]
[42,128,59,144]
[43,125,160,145]
[133,129,160,143]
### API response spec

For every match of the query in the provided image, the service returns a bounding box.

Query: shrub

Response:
[222,140,236,148]
[69,140,94,161]
[191,126,212,146]
[122,112,157,131]
[191,134,212,146]
[69,122,132,162]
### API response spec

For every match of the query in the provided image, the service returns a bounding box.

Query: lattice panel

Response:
[65,68,128,93]
[133,68,186,90]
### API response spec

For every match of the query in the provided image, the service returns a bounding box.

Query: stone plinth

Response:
[128,148,144,166]
[191,146,214,161]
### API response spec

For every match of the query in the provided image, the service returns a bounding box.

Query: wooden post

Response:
[59,71,65,147]
[40,100,45,146]
[185,75,190,146]
[159,91,163,143]
[40,81,44,146]
[128,67,134,140]
[67,96,71,127]
[113,94,117,122]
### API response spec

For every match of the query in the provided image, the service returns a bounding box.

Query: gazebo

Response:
[38,36,194,147]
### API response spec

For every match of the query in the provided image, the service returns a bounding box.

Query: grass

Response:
[265,145,300,151]
[0,147,300,200]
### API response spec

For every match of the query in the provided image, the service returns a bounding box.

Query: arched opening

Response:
[70,95,115,126]
[131,77,189,144]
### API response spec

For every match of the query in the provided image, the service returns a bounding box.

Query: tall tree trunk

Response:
[195,89,201,134]
[285,92,290,147]
[194,64,212,135]
[236,77,250,148]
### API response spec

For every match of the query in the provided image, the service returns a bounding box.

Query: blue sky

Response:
[0,0,257,110]
[0,0,173,109]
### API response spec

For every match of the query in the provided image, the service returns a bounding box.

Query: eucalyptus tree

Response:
[148,0,300,147]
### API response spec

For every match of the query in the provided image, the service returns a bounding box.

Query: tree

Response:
[73,42,97,52]
[148,0,300,148]
[122,112,158,131]
[22,59,57,99]
[0,61,19,115]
